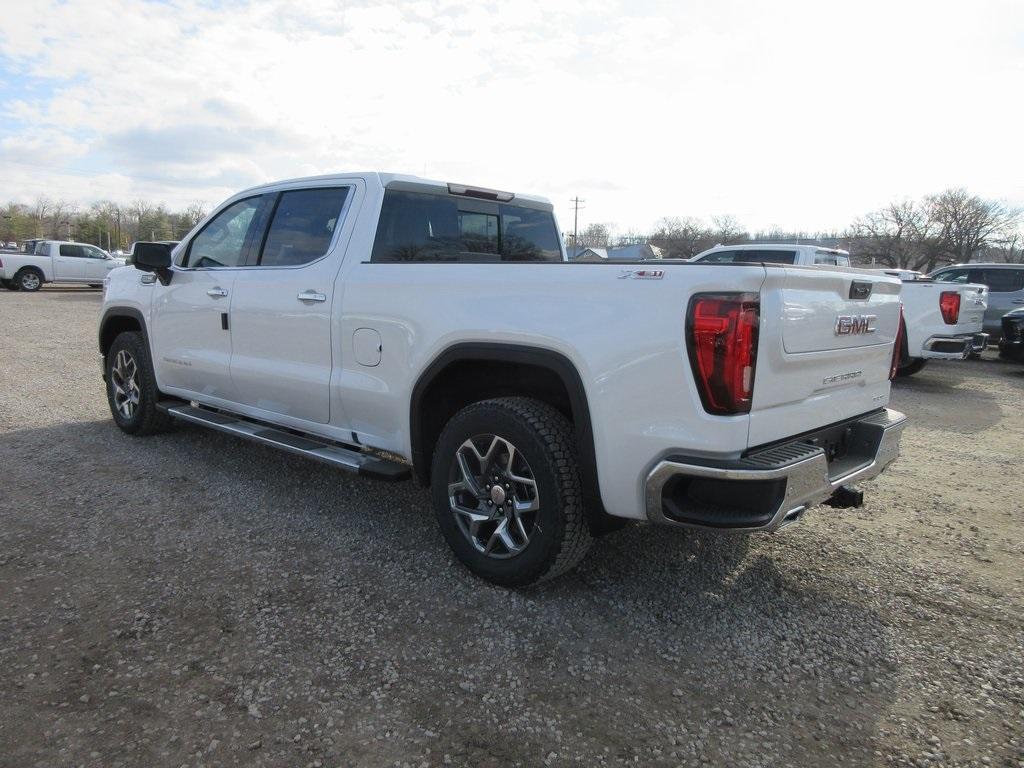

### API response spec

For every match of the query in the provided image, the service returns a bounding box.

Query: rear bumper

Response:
[921,332,988,359]
[644,408,907,532]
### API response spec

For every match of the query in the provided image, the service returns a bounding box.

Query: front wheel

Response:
[105,331,173,435]
[431,397,593,587]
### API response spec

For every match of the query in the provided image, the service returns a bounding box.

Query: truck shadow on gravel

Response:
[0,418,900,766]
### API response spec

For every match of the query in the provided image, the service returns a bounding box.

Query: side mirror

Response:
[133,242,173,285]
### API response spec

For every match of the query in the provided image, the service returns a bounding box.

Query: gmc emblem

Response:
[835,314,877,336]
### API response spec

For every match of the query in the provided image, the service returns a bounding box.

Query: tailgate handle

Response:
[849,281,873,300]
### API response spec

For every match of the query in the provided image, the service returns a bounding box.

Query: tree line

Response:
[570,188,1022,268]
[2,186,1020,268]
[0,198,209,251]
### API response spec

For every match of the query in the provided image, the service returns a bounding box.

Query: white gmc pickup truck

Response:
[98,172,907,586]
[1,240,125,291]
[874,270,988,377]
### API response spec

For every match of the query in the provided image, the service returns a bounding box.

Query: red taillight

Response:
[687,293,759,415]
[890,303,905,381]
[939,291,960,325]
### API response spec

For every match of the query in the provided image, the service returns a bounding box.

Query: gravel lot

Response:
[1,287,1022,768]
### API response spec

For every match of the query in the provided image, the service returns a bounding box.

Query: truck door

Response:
[227,184,356,425]
[54,243,85,279]
[150,195,267,400]
[80,244,117,281]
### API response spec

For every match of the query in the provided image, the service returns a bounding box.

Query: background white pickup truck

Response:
[98,172,907,586]
[873,270,988,377]
[691,243,852,267]
[1,240,125,291]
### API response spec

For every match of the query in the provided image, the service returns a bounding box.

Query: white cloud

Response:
[0,0,1021,233]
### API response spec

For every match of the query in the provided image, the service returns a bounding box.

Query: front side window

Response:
[59,244,87,258]
[184,197,262,268]
[696,250,737,263]
[371,190,561,263]
[259,187,350,267]
[932,268,970,284]
[84,245,107,259]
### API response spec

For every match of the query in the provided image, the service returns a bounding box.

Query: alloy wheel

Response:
[447,434,540,559]
[110,349,140,420]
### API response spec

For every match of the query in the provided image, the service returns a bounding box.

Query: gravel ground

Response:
[0,286,1022,768]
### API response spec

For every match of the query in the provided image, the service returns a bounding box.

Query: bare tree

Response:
[577,223,611,248]
[850,200,927,269]
[925,188,1021,267]
[710,214,747,244]
[649,216,710,259]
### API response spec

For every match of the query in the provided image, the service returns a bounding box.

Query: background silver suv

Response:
[930,263,1024,340]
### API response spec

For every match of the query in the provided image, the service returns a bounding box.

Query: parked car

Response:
[929,263,1024,341]
[998,307,1024,362]
[871,271,989,376]
[0,240,126,291]
[691,243,852,267]
[98,172,907,586]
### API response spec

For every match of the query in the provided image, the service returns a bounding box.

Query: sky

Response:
[0,0,1022,235]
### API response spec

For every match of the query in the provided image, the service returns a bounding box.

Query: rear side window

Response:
[971,268,1024,293]
[185,196,263,268]
[259,187,350,267]
[371,190,561,263]
[699,249,796,264]
[741,249,796,264]
[814,252,850,267]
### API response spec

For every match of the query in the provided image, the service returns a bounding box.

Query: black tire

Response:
[14,267,43,292]
[896,357,928,377]
[1,278,18,291]
[105,331,173,436]
[431,397,593,587]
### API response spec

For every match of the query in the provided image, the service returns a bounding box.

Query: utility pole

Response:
[569,197,585,255]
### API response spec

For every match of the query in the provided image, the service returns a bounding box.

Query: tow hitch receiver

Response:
[825,485,864,509]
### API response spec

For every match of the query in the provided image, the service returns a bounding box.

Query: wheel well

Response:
[410,344,608,520]
[99,314,142,357]
[15,265,43,276]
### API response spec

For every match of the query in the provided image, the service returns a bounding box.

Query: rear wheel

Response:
[105,331,173,435]
[896,357,928,377]
[15,268,43,292]
[431,397,592,587]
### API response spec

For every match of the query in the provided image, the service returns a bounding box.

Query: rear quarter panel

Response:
[336,261,767,519]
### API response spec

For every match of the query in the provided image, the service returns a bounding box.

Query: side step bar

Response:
[158,402,410,482]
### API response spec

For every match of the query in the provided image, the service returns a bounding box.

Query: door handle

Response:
[297,291,327,303]
[207,287,228,298]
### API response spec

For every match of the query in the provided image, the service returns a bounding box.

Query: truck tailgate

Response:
[748,267,902,447]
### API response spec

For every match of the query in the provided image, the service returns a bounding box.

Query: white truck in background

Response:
[0,240,126,291]
[874,270,988,377]
[691,243,852,267]
[98,173,908,586]
[690,244,988,377]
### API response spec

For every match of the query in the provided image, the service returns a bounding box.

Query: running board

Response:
[159,403,410,482]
